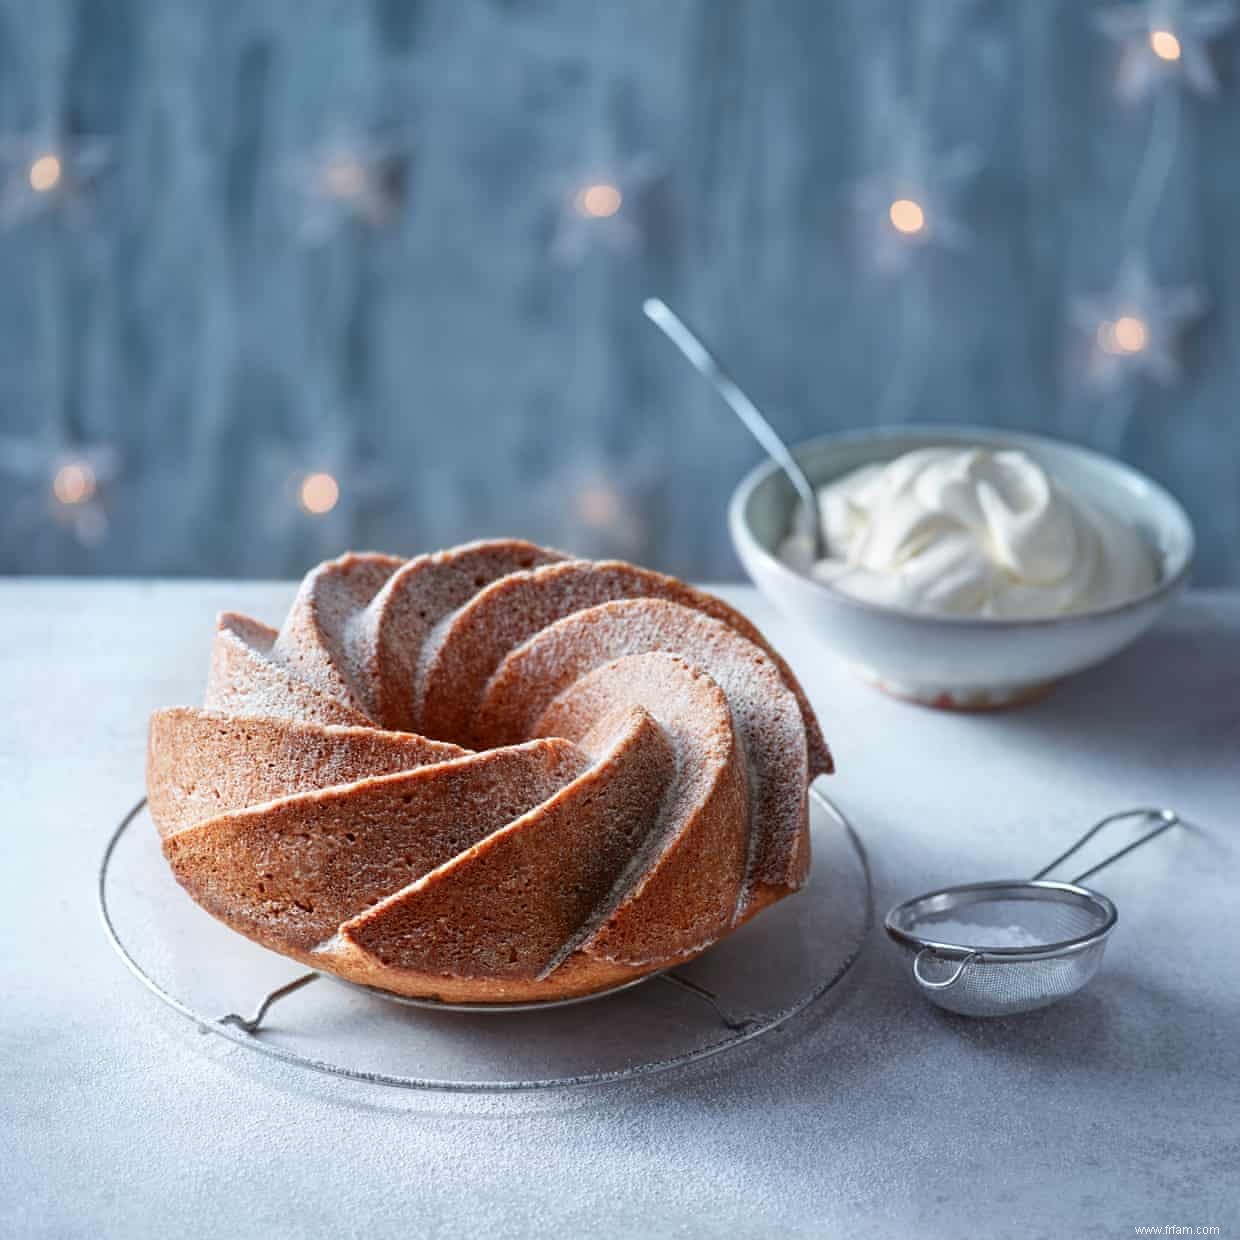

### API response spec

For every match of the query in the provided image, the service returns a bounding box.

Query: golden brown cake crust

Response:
[357,540,569,732]
[272,553,406,719]
[532,653,749,967]
[206,613,370,727]
[338,707,674,981]
[164,739,591,956]
[474,598,809,905]
[147,708,469,837]
[148,542,832,1004]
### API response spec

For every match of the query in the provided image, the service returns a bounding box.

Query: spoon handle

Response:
[642,298,821,553]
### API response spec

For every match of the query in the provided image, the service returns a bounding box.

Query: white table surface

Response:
[3,579,1238,1240]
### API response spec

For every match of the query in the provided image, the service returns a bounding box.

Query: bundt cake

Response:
[147,540,833,1003]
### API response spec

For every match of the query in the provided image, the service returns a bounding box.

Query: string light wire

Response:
[1122,87,1181,250]
[862,3,981,423]
[1074,11,1210,420]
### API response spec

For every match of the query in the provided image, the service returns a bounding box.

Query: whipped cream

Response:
[780,447,1156,619]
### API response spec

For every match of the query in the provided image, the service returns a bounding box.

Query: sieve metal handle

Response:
[1031,807,1180,885]
[913,949,978,991]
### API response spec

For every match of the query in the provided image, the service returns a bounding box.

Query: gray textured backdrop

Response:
[1,0,1237,584]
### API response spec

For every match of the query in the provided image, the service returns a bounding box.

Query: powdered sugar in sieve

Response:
[885,808,1179,1017]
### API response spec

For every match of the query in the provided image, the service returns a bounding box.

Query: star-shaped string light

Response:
[288,134,410,244]
[528,451,659,560]
[849,141,980,274]
[549,153,661,266]
[0,135,111,230]
[0,434,119,547]
[1072,258,1206,390]
[568,472,648,557]
[251,426,394,550]
[1096,0,1236,100]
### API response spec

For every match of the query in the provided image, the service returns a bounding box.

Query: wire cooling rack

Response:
[99,786,873,1092]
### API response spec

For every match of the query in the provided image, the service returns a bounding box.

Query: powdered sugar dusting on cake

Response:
[533,652,748,969]
[151,541,828,1003]
[355,540,569,733]
[205,612,371,727]
[419,559,756,747]
[476,598,809,911]
[271,552,404,718]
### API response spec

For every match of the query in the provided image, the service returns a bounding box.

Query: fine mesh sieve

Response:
[885,808,1179,1017]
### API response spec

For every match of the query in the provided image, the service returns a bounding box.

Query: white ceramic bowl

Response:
[729,426,1194,709]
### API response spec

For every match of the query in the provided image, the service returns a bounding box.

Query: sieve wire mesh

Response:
[911,940,1109,1016]
[887,808,1178,1018]
[891,883,1116,1016]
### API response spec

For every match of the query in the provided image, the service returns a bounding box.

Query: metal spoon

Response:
[642,298,823,559]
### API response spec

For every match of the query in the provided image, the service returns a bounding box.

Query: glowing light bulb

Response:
[321,156,366,200]
[1098,315,1149,356]
[888,198,926,235]
[29,154,62,193]
[575,183,622,219]
[1112,315,1148,353]
[1149,29,1182,61]
[298,471,339,515]
[52,461,96,506]
[576,483,622,528]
